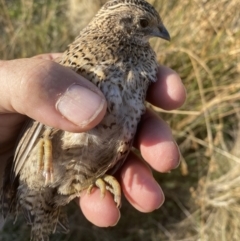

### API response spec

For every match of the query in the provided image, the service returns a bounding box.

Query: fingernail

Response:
[156,184,165,209]
[110,210,121,227]
[56,84,105,126]
[172,141,181,169]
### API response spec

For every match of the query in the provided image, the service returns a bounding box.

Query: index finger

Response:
[147,65,186,110]
[32,53,62,60]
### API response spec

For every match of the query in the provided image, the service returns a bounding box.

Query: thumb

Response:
[0,58,107,133]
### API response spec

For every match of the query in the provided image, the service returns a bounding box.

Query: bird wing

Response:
[12,120,44,181]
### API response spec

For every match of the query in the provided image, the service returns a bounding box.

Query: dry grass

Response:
[1,0,240,240]
[154,1,240,240]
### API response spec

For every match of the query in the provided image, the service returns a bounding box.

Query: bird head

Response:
[95,0,170,45]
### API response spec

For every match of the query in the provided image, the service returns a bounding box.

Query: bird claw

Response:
[37,134,54,186]
[87,175,121,207]
[43,170,54,186]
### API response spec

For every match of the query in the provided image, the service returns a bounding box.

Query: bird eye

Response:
[139,19,149,28]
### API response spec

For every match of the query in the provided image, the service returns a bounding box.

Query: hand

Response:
[0,54,186,227]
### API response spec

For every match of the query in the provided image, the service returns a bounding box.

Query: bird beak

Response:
[152,24,171,41]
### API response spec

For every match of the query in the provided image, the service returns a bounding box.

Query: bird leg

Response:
[87,175,121,207]
[37,130,54,185]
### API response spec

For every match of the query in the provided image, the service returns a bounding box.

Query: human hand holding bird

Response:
[0,0,186,240]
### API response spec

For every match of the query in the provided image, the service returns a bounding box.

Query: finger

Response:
[79,153,164,224]
[79,189,120,227]
[0,113,26,152]
[32,53,62,60]
[121,153,164,212]
[135,109,180,172]
[0,58,107,132]
[147,65,186,110]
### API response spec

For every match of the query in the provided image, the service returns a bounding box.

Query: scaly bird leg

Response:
[37,129,54,185]
[87,175,121,207]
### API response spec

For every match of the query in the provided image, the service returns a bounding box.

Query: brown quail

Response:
[0,0,170,240]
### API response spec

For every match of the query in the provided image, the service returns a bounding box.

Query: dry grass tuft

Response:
[151,0,240,240]
[0,0,240,240]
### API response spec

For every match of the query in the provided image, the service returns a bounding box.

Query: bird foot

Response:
[87,175,121,207]
[37,136,54,186]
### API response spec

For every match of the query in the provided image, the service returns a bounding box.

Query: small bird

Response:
[1,0,170,240]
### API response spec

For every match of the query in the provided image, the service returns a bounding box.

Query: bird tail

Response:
[17,185,69,241]
[0,157,69,241]
[29,207,69,241]
[0,156,19,219]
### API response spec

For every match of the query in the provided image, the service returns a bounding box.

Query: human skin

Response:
[0,53,186,227]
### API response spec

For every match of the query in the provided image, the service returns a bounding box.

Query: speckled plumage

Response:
[1,0,170,240]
